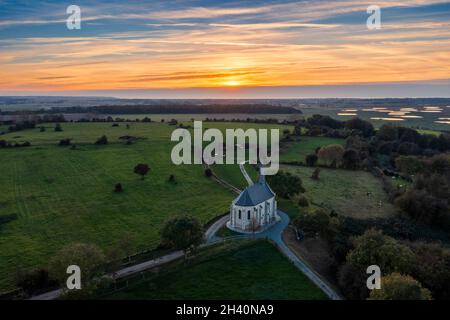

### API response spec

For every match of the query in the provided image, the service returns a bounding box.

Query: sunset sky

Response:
[1,0,450,98]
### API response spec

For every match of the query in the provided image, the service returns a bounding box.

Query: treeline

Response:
[293,115,450,172]
[2,104,302,115]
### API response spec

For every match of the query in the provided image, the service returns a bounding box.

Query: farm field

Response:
[0,121,290,293]
[280,165,397,219]
[104,240,327,300]
[280,137,345,163]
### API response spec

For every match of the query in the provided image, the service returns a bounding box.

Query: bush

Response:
[317,144,345,167]
[114,183,123,193]
[54,123,63,132]
[305,154,318,167]
[395,189,450,228]
[410,242,450,300]
[95,135,108,145]
[160,216,203,251]
[267,171,305,198]
[16,268,58,296]
[204,168,213,178]
[337,262,369,300]
[311,168,320,180]
[347,229,415,275]
[294,208,330,237]
[297,194,309,207]
[369,273,432,300]
[59,138,71,146]
[342,149,360,170]
[134,163,150,180]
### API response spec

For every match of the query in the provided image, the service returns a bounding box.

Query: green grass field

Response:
[104,240,327,300]
[0,121,290,292]
[280,136,345,163]
[281,165,397,219]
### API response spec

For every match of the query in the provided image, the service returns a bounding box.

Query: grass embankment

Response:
[104,240,327,300]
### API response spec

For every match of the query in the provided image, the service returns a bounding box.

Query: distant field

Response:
[104,240,327,300]
[280,137,345,163]
[0,121,290,292]
[281,165,397,219]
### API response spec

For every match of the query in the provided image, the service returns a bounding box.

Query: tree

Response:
[342,148,360,170]
[395,156,424,176]
[114,183,123,193]
[377,125,398,141]
[48,243,105,288]
[293,125,302,136]
[160,216,204,252]
[311,168,320,180]
[95,135,108,145]
[54,123,63,132]
[395,189,449,227]
[305,154,318,167]
[297,194,309,207]
[59,138,71,146]
[317,144,345,167]
[345,118,374,137]
[410,242,450,300]
[204,168,213,177]
[266,171,305,198]
[294,208,330,237]
[134,163,150,180]
[16,268,57,296]
[347,229,415,275]
[338,262,369,300]
[369,273,432,300]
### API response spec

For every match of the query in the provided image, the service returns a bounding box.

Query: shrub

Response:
[134,163,150,180]
[59,138,71,146]
[266,171,305,198]
[297,194,309,207]
[317,144,345,167]
[311,168,320,180]
[95,135,108,145]
[54,123,63,132]
[305,154,318,167]
[368,273,432,300]
[114,183,123,193]
[342,148,360,170]
[160,216,203,251]
[204,168,213,178]
[347,229,415,275]
[294,208,330,237]
[16,268,57,296]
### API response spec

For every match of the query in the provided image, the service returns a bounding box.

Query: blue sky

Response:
[1,0,450,98]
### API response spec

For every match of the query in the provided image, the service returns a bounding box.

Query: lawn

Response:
[280,136,345,163]
[280,165,397,219]
[0,121,289,292]
[104,240,327,300]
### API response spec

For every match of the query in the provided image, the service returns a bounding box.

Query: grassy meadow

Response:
[281,165,397,219]
[280,136,345,163]
[104,240,327,300]
[0,121,292,292]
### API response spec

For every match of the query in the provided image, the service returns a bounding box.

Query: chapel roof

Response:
[234,175,275,207]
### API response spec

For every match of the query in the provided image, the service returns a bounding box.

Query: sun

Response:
[223,80,241,87]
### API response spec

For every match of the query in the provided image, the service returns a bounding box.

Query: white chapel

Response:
[227,169,280,233]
